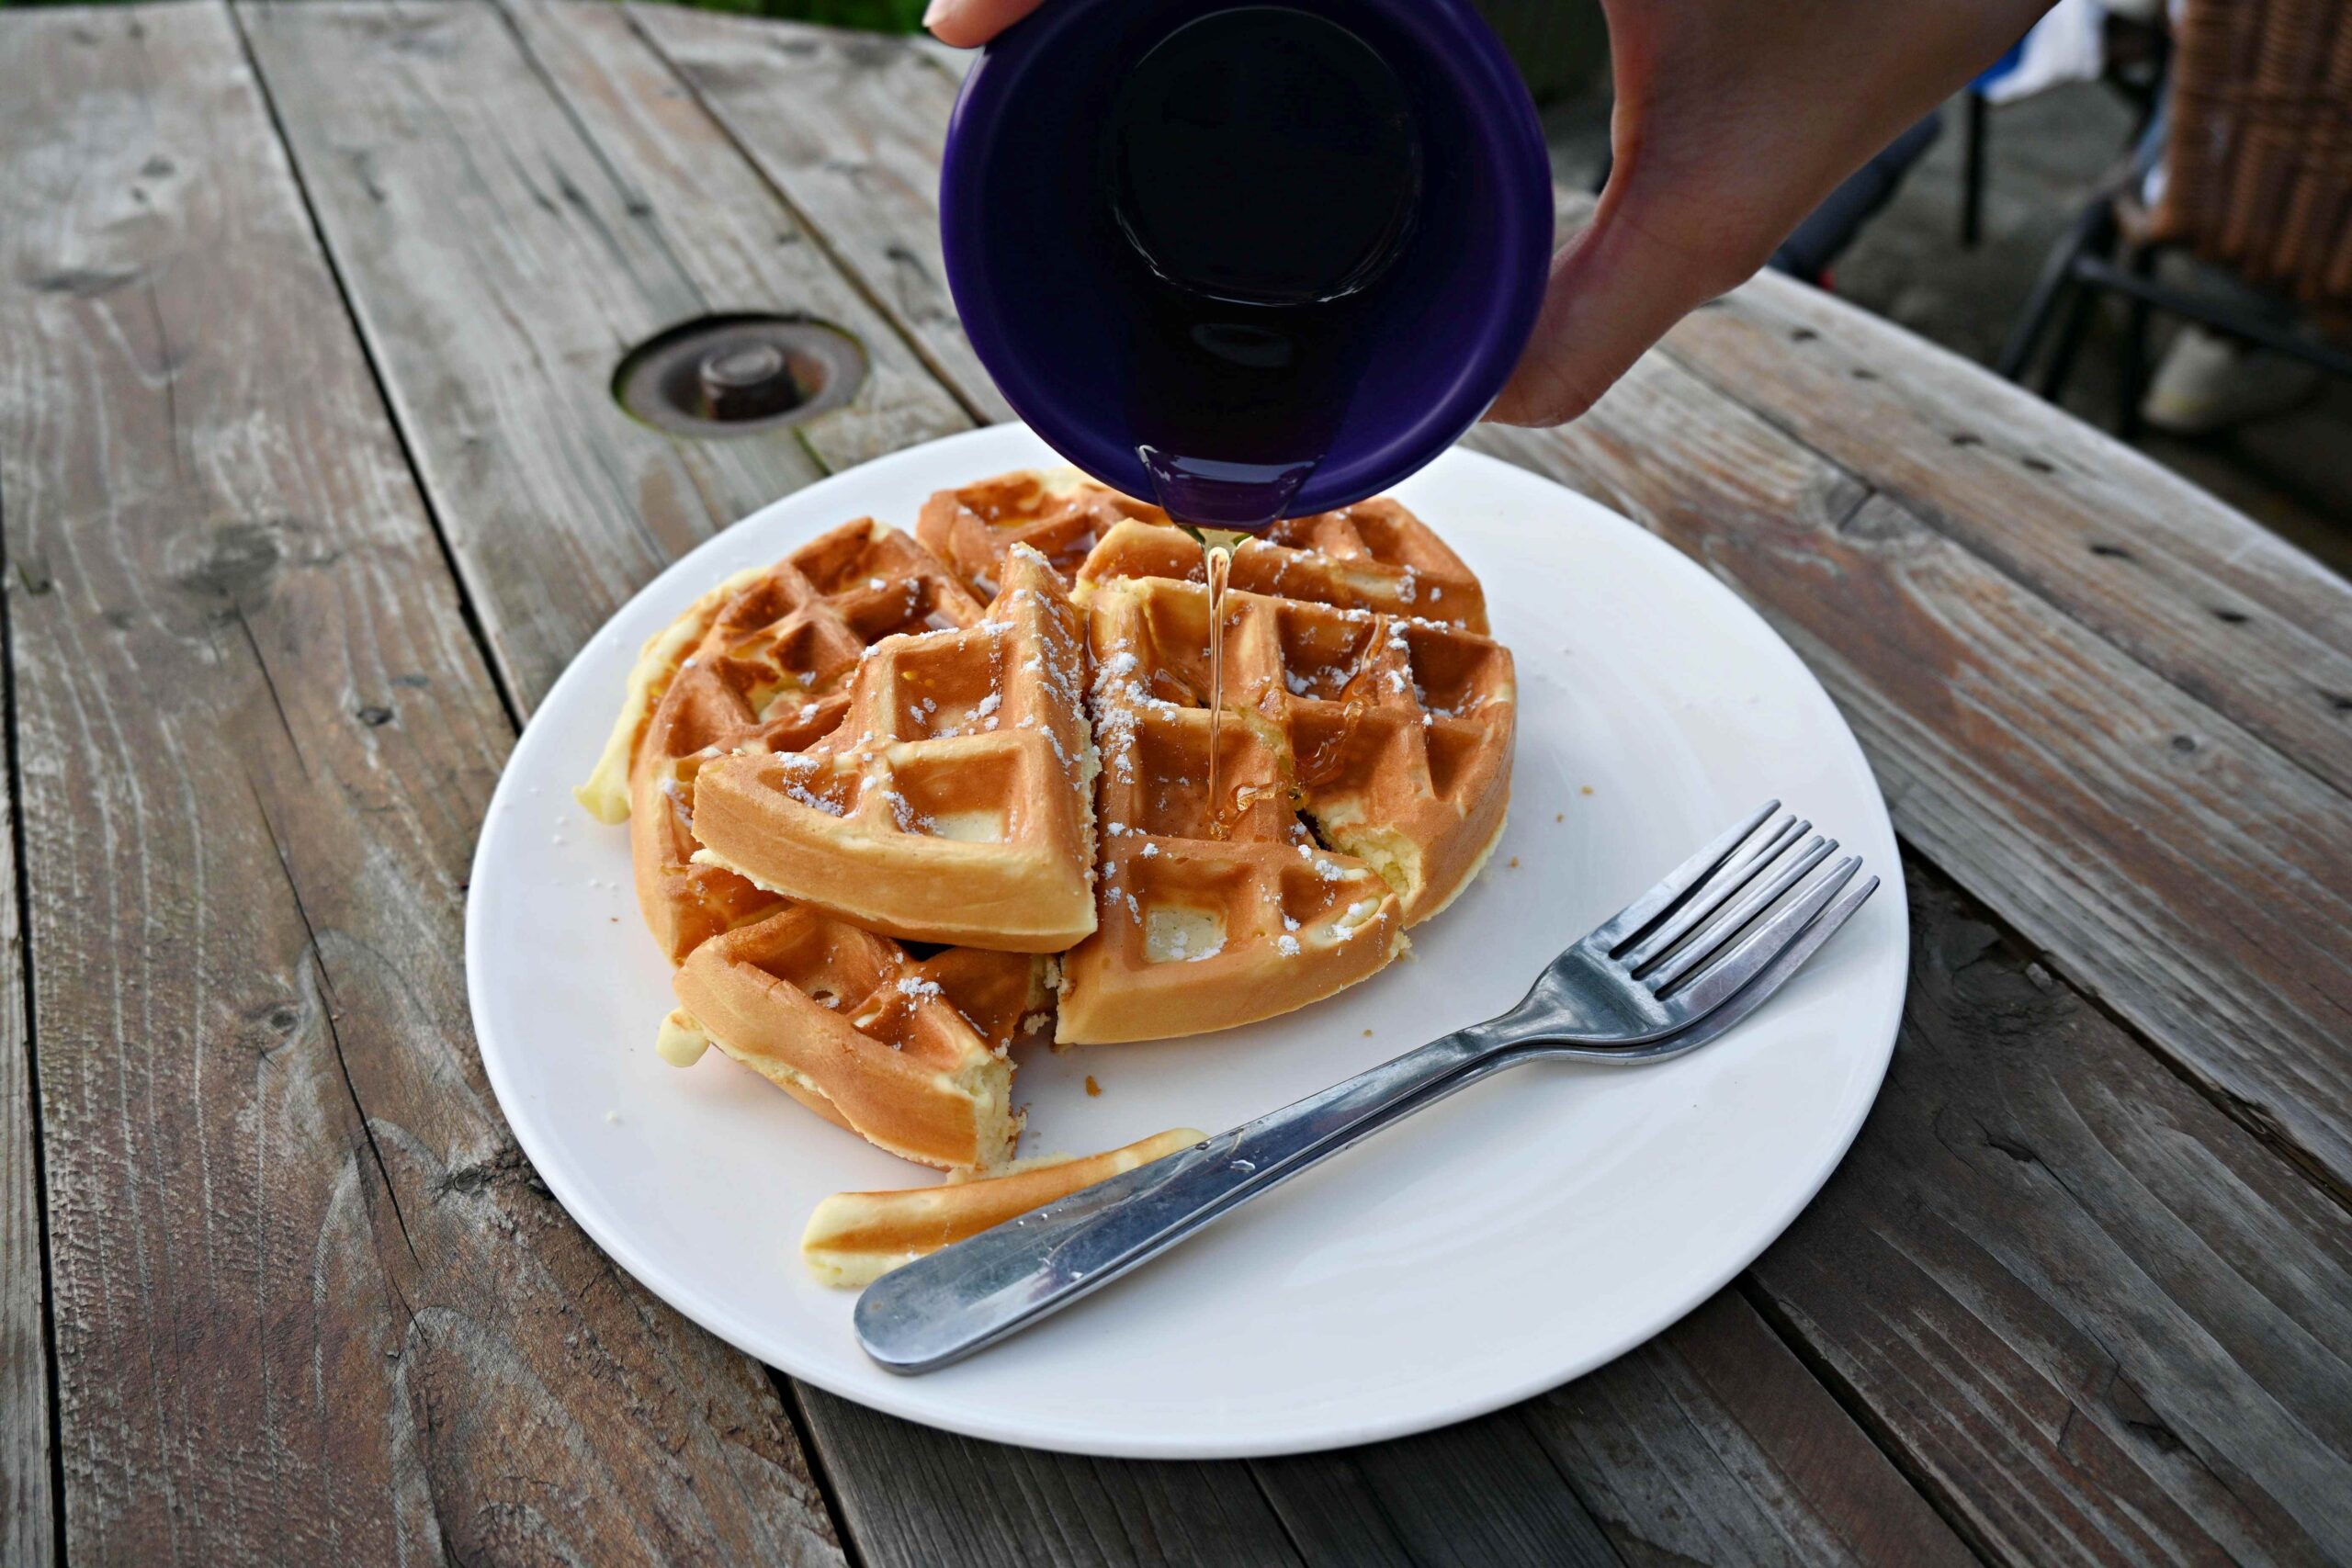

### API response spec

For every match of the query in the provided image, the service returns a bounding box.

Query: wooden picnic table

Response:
[2,3,2348,1562]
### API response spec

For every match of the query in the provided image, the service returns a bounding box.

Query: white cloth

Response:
[1979,0,2108,104]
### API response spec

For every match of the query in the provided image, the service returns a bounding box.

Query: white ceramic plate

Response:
[468,423,1907,1459]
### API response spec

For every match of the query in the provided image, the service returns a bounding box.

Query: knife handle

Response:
[853,1024,1501,1373]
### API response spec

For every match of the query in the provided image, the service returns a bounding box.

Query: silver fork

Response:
[856,802,1879,1373]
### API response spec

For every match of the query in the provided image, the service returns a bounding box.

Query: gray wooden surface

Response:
[0,4,2345,1565]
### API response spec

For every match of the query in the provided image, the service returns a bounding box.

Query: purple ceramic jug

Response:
[939,0,1553,525]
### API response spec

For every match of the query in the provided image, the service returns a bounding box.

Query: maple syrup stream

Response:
[1204,536,1234,829]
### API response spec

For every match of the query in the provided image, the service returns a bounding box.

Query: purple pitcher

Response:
[939,0,1553,527]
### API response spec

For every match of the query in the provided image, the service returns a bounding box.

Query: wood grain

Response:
[1527,1291,1977,1568]
[1750,867,2352,1565]
[0,576,51,1568]
[1254,1413,1624,1568]
[0,6,842,1560]
[798,1385,1306,1568]
[631,6,1014,422]
[1660,273,2352,799]
[238,0,968,710]
[1473,359,2352,1197]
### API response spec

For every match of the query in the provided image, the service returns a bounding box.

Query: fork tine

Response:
[1621,817,1812,970]
[1589,799,1779,951]
[1657,855,1863,1007]
[1642,834,1837,987]
[1668,872,1880,1031]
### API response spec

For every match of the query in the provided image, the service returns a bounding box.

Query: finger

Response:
[924,0,1048,49]
[1486,199,1762,427]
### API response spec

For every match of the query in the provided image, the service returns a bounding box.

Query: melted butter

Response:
[927,807,1008,842]
[1143,904,1227,964]
[654,1009,712,1067]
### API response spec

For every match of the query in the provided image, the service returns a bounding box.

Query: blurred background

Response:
[1522,0,2352,578]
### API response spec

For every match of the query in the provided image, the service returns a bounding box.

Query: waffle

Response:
[666,906,1048,1173]
[578,479,1512,1180]
[575,519,1051,1174]
[689,546,1097,953]
[801,1126,1203,1286]
[918,468,1488,630]
[917,468,1159,595]
[1056,569,1513,1043]
[578,517,987,964]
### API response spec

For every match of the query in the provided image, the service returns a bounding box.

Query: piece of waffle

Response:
[690,546,1098,953]
[575,520,1049,1174]
[800,1126,1203,1286]
[1057,570,1514,1043]
[918,468,1487,631]
[578,517,987,964]
[666,907,1046,1173]
[918,468,1161,596]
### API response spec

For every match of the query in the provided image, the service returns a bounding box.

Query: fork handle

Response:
[854,1022,1510,1373]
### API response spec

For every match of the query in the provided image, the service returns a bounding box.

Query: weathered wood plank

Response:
[1254,1413,1623,1568]
[1661,274,2352,800]
[0,597,52,1568]
[0,6,842,1561]
[238,0,968,710]
[1247,1280,1982,1568]
[796,1385,1306,1568]
[1473,360,2352,1198]
[631,5,1014,422]
[498,0,965,470]
[1752,868,2352,1564]
[1525,1290,1978,1568]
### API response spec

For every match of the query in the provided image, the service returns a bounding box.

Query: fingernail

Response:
[922,0,951,28]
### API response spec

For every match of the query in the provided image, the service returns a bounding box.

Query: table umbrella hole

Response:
[614,313,868,436]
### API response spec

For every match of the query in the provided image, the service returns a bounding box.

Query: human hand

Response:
[1488,0,2051,423]
[922,0,2052,424]
[922,0,1045,50]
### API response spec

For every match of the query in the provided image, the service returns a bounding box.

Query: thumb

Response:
[1486,197,1765,427]
[923,0,1048,49]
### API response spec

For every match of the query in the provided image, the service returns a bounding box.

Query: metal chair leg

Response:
[1998,197,2116,381]
[2116,246,2155,440]
[2040,283,2098,403]
[1961,90,1987,248]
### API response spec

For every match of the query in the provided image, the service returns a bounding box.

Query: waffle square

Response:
[916,467,1487,630]
[918,468,1160,595]
[691,546,1099,952]
[668,907,1044,1173]
[579,516,988,964]
[576,518,1055,1174]
[1059,558,1511,1041]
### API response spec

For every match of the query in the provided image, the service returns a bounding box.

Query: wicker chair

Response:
[1997,0,2352,436]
